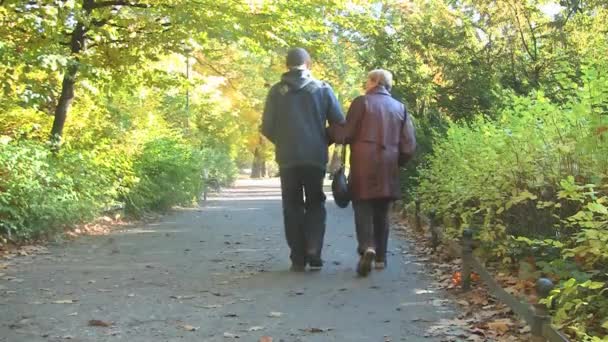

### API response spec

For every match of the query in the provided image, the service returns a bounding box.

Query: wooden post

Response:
[531,278,554,341]
[462,229,473,291]
[429,209,438,250]
[415,199,422,232]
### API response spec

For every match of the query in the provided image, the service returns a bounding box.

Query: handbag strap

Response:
[340,143,347,166]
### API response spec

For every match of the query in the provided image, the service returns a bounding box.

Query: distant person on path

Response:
[330,69,416,277]
[262,48,345,272]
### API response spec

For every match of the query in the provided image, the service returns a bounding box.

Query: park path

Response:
[0,178,455,342]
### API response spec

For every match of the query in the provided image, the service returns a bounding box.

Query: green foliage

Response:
[124,137,204,216]
[543,278,608,341]
[200,147,238,188]
[416,61,608,339]
[0,139,115,240]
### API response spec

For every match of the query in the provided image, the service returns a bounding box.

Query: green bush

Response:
[200,147,238,188]
[124,137,205,216]
[416,64,608,339]
[0,139,115,240]
[0,134,239,238]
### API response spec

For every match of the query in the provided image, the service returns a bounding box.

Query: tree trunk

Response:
[49,0,92,144]
[50,63,78,141]
[251,146,266,179]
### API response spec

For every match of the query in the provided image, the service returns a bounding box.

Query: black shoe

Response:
[357,248,376,277]
[307,257,323,271]
[290,263,306,272]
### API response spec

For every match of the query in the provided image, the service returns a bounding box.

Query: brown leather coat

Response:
[329,86,416,200]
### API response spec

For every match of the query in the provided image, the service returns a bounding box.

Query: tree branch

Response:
[520,4,538,60]
[507,0,536,62]
[193,56,239,91]
[90,1,150,9]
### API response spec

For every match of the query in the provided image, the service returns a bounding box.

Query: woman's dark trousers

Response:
[353,199,392,262]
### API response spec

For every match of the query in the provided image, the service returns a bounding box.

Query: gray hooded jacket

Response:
[262,69,344,170]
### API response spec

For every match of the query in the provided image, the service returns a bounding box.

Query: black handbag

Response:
[331,144,351,208]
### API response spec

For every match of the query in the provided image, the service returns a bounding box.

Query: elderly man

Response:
[262,48,345,272]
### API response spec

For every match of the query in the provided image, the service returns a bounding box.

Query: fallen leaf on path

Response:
[249,326,264,332]
[456,300,470,306]
[427,318,472,336]
[68,312,78,316]
[224,313,238,318]
[201,304,222,309]
[170,295,196,300]
[467,334,485,342]
[288,289,305,296]
[411,318,433,322]
[0,263,8,269]
[519,325,531,334]
[431,299,448,307]
[223,332,240,338]
[53,299,78,304]
[103,329,121,337]
[178,324,199,331]
[415,289,435,294]
[9,317,31,329]
[300,327,334,333]
[268,312,283,318]
[486,318,512,335]
[259,337,272,342]
[88,319,111,327]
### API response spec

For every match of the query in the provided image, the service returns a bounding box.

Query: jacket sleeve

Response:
[328,96,365,145]
[261,89,276,144]
[399,107,417,166]
[325,86,345,125]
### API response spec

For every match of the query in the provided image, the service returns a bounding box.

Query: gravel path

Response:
[0,178,454,342]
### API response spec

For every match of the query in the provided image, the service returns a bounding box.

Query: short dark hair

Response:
[286,48,311,67]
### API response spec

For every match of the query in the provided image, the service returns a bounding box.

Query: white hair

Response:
[368,69,393,90]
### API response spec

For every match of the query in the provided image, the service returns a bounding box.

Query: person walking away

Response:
[329,69,416,277]
[261,48,345,272]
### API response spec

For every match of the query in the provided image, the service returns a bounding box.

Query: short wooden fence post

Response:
[429,209,438,250]
[461,228,473,291]
[532,278,554,341]
[415,199,422,232]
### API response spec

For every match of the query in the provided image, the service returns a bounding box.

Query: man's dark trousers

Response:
[279,166,326,266]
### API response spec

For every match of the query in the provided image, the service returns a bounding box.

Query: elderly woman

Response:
[330,69,416,277]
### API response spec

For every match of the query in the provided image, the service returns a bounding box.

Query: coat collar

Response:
[366,85,391,96]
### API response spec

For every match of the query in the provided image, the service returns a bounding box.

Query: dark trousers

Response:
[279,166,327,265]
[353,199,392,262]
